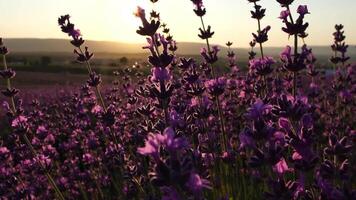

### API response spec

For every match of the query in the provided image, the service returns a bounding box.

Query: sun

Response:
[100,0,153,43]
[111,0,151,28]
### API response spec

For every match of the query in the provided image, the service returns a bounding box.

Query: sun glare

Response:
[101,0,152,43]
[119,0,150,27]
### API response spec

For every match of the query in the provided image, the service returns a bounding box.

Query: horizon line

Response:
[4,37,354,49]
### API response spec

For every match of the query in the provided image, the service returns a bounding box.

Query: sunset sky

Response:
[1,0,355,47]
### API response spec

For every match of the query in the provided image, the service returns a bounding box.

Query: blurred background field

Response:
[5,38,356,88]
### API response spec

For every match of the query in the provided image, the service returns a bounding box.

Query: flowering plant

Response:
[0,0,355,199]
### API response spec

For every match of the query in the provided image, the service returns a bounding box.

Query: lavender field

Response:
[0,0,355,199]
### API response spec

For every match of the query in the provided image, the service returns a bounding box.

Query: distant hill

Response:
[5,38,233,55]
[4,38,356,63]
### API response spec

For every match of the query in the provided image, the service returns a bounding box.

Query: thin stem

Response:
[23,134,66,200]
[78,47,93,74]
[293,72,297,98]
[254,2,264,58]
[2,55,16,112]
[294,34,298,60]
[286,5,298,98]
[95,86,107,111]
[286,5,294,24]
[293,34,298,98]
[199,16,227,151]
[333,50,338,71]
[216,97,227,151]
[200,16,216,78]
[78,47,107,112]
[160,79,170,126]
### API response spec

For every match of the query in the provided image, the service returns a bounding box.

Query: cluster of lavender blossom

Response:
[0,0,355,199]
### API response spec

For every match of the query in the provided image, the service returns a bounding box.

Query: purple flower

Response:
[279,10,290,21]
[249,56,275,76]
[1,88,19,98]
[169,110,184,128]
[280,45,292,60]
[252,26,271,44]
[73,46,93,63]
[280,45,312,72]
[200,45,219,64]
[87,72,102,87]
[297,5,310,16]
[135,7,160,36]
[137,128,187,159]
[159,34,170,54]
[137,133,162,159]
[160,127,188,152]
[205,77,226,97]
[150,67,172,82]
[82,153,95,165]
[0,69,16,79]
[0,147,10,161]
[191,0,206,16]
[247,99,272,120]
[239,129,256,150]
[58,14,85,47]
[273,157,291,175]
[186,172,211,193]
[11,115,28,128]
[278,117,292,134]
[280,6,309,37]
[198,25,215,40]
[36,154,52,169]
[143,37,155,55]
[69,29,81,39]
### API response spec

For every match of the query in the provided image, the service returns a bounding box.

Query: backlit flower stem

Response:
[254,2,265,58]
[2,55,16,112]
[287,5,298,98]
[78,47,107,112]
[79,46,118,146]
[199,16,227,151]
[199,16,215,78]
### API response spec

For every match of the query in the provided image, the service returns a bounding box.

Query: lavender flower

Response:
[205,77,226,97]
[135,7,160,36]
[0,1,354,199]
[249,56,275,76]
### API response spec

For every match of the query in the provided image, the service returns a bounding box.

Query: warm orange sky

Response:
[1,0,356,47]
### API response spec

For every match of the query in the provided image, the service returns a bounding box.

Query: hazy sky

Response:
[1,0,355,47]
